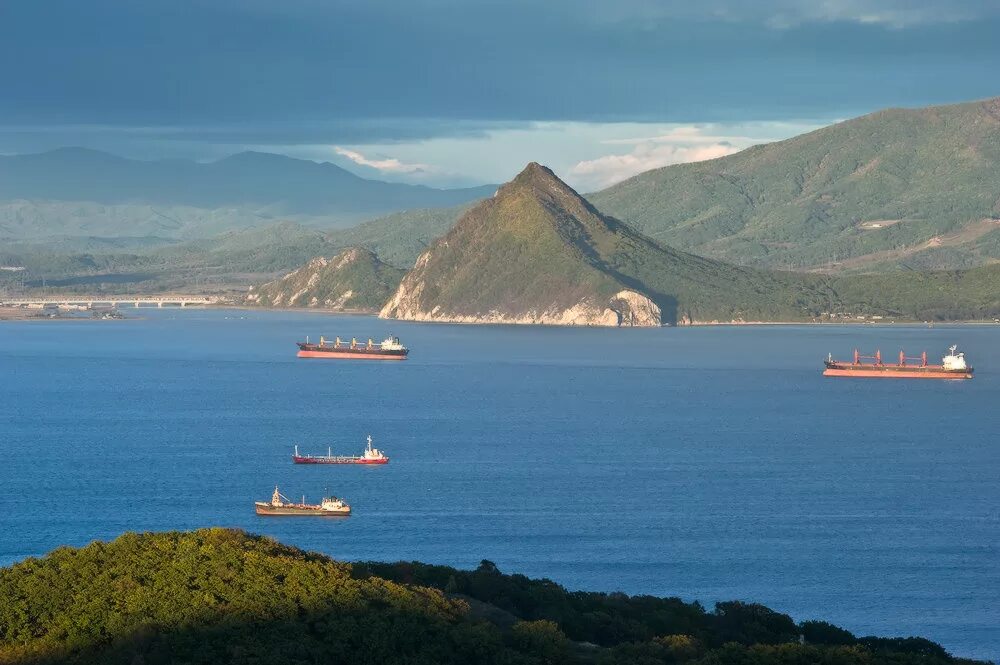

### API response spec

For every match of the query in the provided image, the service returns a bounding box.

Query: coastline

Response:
[7,300,1000,327]
[225,305,1000,328]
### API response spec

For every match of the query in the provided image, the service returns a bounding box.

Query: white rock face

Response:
[328,290,354,309]
[608,290,661,327]
[380,283,661,327]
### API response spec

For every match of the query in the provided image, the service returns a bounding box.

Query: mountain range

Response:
[252,163,1000,325]
[0,148,494,238]
[232,97,1000,277]
[6,96,1000,324]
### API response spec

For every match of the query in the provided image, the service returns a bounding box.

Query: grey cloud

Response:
[0,0,997,151]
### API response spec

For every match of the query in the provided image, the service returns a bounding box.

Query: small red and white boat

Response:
[293,435,389,465]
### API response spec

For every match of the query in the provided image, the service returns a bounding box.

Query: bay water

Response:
[1,310,997,659]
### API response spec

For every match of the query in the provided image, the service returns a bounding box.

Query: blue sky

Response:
[1,0,998,189]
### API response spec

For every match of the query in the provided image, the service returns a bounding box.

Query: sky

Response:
[1,0,998,190]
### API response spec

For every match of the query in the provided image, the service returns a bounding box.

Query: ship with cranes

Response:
[823,345,973,379]
[296,334,408,360]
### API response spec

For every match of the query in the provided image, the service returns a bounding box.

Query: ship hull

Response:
[292,456,388,465]
[296,349,407,360]
[823,364,972,379]
[255,505,351,516]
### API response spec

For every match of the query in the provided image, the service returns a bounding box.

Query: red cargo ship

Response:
[293,435,389,465]
[824,345,973,379]
[297,335,407,360]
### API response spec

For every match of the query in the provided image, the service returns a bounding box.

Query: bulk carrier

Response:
[296,335,407,360]
[823,345,973,379]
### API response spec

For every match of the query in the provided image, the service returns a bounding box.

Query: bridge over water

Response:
[1,295,224,308]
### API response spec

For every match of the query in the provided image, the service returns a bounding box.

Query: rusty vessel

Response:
[255,486,351,516]
[824,345,973,379]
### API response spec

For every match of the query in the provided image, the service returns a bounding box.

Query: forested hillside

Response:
[0,529,985,665]
[589,97,1000,272]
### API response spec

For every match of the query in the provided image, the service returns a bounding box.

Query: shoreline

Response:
[6,302,1000,327]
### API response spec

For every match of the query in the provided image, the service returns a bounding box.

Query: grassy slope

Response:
[0,529,983,665]
[397,166,624,317]
[588,97,1000,271]
[246,247,405,311]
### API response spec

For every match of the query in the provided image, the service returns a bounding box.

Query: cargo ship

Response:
[254,486,351,516]
[823,345,973,379]
[296,335,408,360]
[293,435,389,465]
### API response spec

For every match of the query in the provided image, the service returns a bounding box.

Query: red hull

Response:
[297,350,406,360]
[292,456,389,464]
[823,367,972,379]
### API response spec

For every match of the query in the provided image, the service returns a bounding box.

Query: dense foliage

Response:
[0,529,987,665]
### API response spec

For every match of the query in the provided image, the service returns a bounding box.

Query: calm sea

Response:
[1,311,997,660]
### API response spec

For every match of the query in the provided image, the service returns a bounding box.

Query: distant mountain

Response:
[245,247,404,311]
[588,97,1000,272]
[380,163,836,326]
[325,203,475,267]
[0,148,494,238]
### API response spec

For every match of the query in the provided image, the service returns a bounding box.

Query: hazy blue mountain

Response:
[0,148,495,238]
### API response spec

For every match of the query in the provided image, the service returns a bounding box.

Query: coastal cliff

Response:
[245,247,403,312]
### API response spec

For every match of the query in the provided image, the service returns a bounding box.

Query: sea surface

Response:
[1,310,998,660]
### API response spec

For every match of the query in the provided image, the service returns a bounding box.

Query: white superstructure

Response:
[363,435,387,461]
[942,345,968,371]
[380,335,406,351]
[320,497,351,513]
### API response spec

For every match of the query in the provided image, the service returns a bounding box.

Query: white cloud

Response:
[569,128,743,190]
[579,0,997,29]
[333,146,429,174]
[311,121,824,189]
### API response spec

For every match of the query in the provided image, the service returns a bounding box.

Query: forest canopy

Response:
[0,529,988,665]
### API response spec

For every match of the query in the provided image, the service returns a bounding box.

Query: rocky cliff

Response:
[246,247,404,312]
